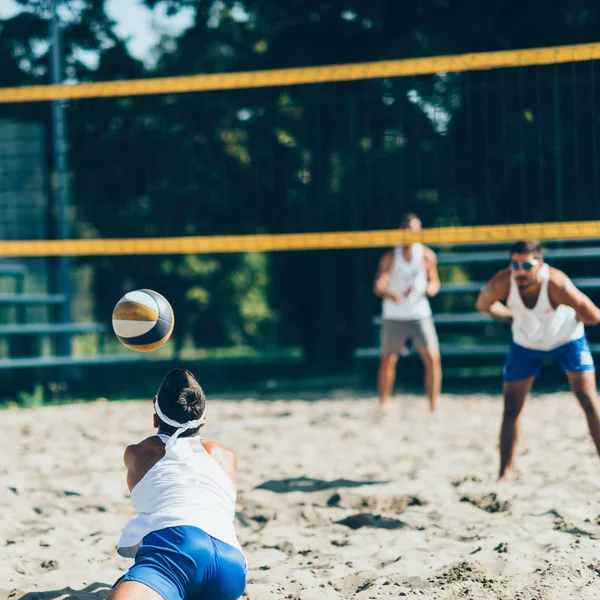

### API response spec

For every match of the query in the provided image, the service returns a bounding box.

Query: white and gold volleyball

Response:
[112,289,174,352]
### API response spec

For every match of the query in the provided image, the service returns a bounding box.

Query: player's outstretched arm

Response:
[202,439,239,488]
[373,252,402,303]
[476,270,512,324]
[424,248,441,298]
[550,273,600,325]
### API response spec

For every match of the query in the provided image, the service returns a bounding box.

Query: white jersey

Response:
[508,263,584,351]
[117,434,243,560]
[382,243,432,321]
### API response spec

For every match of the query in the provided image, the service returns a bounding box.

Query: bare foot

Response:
[376,399,389,414]
[498,470,513,482]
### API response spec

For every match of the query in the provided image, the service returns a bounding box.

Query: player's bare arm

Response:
[202,439,239,488]
[373,251,402,303]
[548,269,600,325]
[424,247,440,297]
[124,437,163,492]
[476,269,513,324]
[124,441,145,492]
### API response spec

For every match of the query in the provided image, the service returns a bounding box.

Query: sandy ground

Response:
[2,391,600,600]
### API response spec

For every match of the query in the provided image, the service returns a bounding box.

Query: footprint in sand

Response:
[41,559,59,571]
[451,475,483,488]
[336,513,407,530]
[430,560,495,588]
[460,493,511,514]
[326,492,426,513]
[75,505,108,513]
[553,517,598,539]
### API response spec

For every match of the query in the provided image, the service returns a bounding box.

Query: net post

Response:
[49,0,73,357]
[553,72,564,225]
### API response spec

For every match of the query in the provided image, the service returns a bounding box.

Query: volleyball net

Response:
[3,42,600,369]
[2,42,600,256]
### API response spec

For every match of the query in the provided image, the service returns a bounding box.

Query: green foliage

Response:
[3,0,600,365]
[230,252,278,342]
[18,384,45,408]
[175,252,277,348]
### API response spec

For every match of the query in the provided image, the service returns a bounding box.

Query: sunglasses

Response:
[510,259,540,271]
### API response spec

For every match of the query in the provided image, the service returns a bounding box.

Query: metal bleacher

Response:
[353,243,600,361]
[0,292,68,305]
[0,263,146,371]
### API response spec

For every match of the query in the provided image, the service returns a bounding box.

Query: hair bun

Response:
[180,387,200,406]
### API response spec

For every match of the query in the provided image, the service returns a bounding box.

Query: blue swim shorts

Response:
[503,335,595,382]
[121,526,246,600]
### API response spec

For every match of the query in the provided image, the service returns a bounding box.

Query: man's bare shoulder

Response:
[485,268,511,295]
[377,250,394,269]
[547,267,579,303]
[423,246,437,262]
[489,267,511,285]
[548,266,571,287]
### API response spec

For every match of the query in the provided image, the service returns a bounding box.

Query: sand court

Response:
[2,392,600,599]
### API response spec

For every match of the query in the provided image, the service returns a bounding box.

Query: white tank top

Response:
[508,263,584,351]
[382,244,432,321]
[117,434,244,560]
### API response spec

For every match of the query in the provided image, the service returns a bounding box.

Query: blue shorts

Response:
[121,526,246,600]
[503,336,595,382]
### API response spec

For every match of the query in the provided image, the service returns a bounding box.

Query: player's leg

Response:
[499,377,534,481]
[566,371,600,459]
[378,320,404,409]
[555,335,600,459]
[105,581,164,600]
[499,342,542,481]
[416,346,441,413]
[378,353,398,409]
[414,317,441,412]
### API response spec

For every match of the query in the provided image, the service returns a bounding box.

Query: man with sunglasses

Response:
[476,240,600,481]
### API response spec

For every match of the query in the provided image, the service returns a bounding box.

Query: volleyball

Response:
[112,289,174,352]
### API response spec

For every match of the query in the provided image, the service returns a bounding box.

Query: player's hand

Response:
[386,291,404,304]
[425,283,439,297]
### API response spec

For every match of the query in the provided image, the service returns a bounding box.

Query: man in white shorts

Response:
[373,213,441,412]
[476,240,600,481]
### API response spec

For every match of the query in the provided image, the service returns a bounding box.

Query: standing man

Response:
[373,213,441,412]
[476,240,600,481]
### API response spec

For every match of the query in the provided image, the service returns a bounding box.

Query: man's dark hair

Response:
[509,240,542,259]
[156,368,206,437]
[401,212,421,228]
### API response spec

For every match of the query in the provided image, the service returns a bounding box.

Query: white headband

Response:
[154,395,206,450]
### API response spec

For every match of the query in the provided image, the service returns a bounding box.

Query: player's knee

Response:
[577,392,598,415]
[420,348,440,368]
[381,354,398,367]
[503,406,521,419]
[503,394,524,418]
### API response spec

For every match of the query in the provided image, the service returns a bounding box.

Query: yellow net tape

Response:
[2,221,599,257]
[1,42,600,103]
